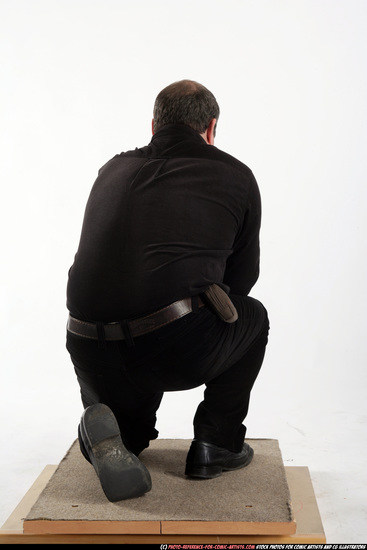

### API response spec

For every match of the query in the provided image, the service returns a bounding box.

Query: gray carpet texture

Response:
[25,439,293,524]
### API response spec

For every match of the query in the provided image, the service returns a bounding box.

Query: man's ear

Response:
[151,118,155,135]
[206,118,216,145]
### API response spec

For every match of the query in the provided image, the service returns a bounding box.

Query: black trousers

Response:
[66,295,269,456]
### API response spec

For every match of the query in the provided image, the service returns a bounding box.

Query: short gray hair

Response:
[153,80,220,135]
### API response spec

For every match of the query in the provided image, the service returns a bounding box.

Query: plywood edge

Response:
[23,518,296,536]
[22,519,161,535]
[161,519,297,535]
[285,466,325,538]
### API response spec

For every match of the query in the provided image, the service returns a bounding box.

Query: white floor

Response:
[1,385,366,543]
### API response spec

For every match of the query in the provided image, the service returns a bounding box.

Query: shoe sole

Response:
[185,446,254,479]
[81,403,152,501]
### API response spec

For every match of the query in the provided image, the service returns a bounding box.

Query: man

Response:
[66,80,269,502]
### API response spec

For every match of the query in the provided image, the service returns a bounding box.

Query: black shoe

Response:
[185,439,254,479]
[79,403,152,501]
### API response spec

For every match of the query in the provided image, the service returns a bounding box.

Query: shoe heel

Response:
[82,403,120,447]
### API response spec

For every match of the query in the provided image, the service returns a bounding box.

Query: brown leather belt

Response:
[67,296,205,341]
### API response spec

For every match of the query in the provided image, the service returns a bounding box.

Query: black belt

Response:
[67,296,205,341]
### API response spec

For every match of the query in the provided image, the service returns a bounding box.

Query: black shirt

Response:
[66,124,262,322]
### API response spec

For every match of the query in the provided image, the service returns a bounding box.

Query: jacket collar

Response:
[151,124,207,146]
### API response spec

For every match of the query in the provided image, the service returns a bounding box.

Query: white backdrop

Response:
[1,0,366,542]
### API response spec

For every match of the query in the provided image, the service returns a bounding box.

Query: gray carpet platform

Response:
[24,439,296,535]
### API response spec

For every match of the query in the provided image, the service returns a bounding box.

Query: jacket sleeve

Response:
[223,171,261,296]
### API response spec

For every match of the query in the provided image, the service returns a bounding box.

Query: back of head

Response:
[153,79,220,135]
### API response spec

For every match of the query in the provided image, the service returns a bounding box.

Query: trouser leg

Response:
[67,333,163,456]
[67,294,268,459]
[193,298,269,453]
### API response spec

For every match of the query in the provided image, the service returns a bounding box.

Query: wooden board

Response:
[20,439,297,535]
[0,466,326,543]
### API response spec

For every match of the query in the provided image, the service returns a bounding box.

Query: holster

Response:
[202,284,238,323]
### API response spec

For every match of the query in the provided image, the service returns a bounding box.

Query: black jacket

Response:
[67,124,262,321]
